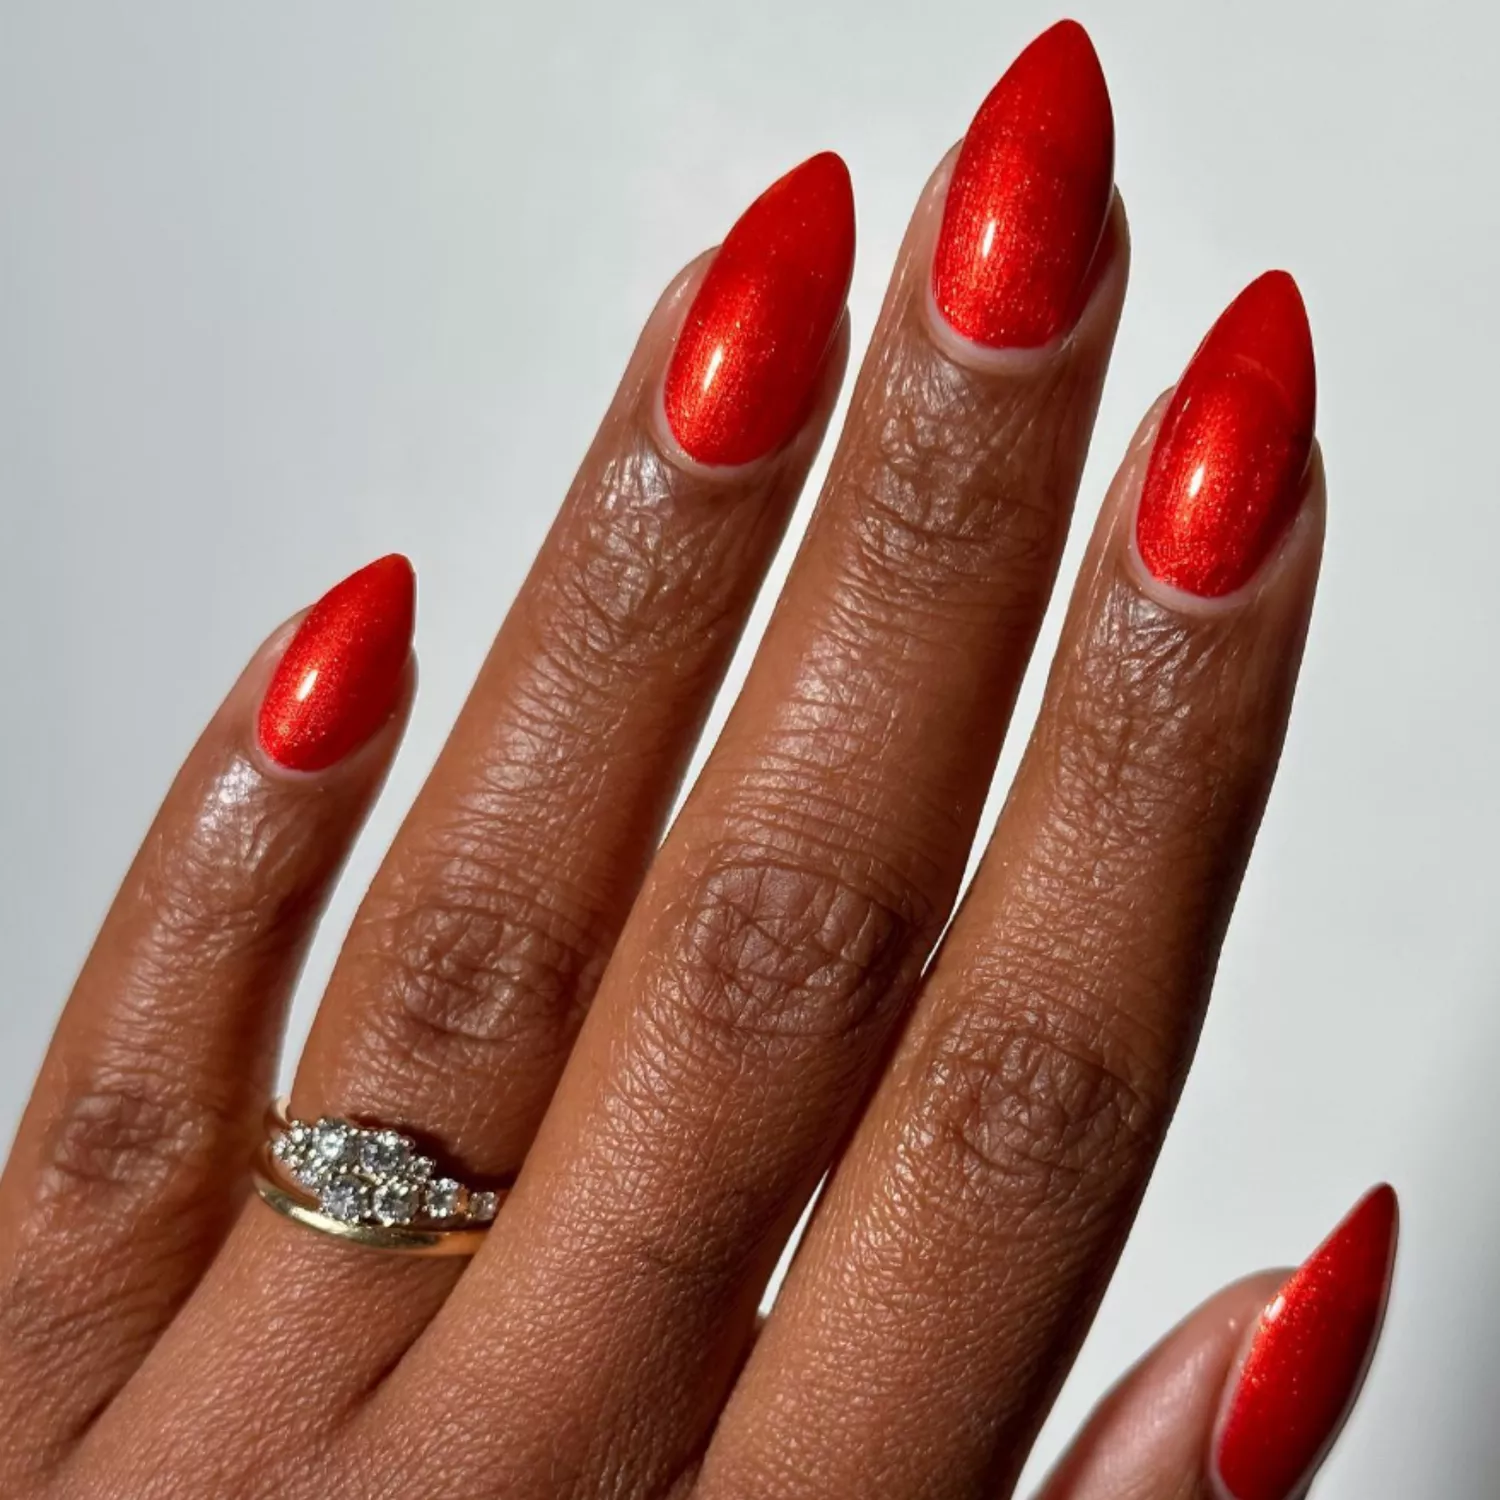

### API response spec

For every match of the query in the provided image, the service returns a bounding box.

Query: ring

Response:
[253,1099,506,1256]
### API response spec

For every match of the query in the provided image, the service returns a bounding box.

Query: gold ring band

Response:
[252,1098,506,1257]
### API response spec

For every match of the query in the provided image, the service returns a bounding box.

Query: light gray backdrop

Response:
[1,1,1491,1492]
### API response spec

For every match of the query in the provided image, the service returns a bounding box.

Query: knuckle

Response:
[541,453,750,682]
[834,352,1070,609]
[131,786,317,980]
[1046,608,1261,854]
[643,836,933,1062]
[346,843,610,1080]
[34,1068,233,1209]
[901,993,1165,1228]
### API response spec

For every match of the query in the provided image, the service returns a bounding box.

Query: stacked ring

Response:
[253,1099,507,1257]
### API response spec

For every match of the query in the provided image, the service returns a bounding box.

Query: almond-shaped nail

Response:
[931,20,1114,348]
[1214,1185,1399,1500]
[1136,271,1317,598]
[663,151,855,468]
[258,554,415,772]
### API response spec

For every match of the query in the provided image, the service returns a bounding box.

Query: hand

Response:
[0,23,1392,1500]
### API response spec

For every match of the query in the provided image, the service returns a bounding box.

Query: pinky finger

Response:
[0,556,414,1476]
[1036,1187,1398,1500]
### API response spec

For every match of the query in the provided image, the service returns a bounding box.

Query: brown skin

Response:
[0,154,1323,1499]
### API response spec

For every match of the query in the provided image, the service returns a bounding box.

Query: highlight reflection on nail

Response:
[931,20,1114,349]
[1136,272,1316,598]
[663,152,855,467]
[258,555,415,772]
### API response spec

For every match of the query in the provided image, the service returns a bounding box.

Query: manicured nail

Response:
[1214,1186,1398,1500]
[1136,271,1317,598]
[931,20,1114,349]
[258,554,415,771]
[663,151,855,468]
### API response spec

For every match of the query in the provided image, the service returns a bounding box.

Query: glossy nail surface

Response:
[931,20,1114,348]
[1215,1186,1398,1500]
[258,554,415,772]
[663,151,855,468]
[1136,271,1316,598]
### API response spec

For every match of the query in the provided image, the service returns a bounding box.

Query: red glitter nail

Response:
[663,152,855,467]
[258,555,414,772]
[931,20,1114,348]
[1135,272,1317,598]
[1215,1186,1399,1500]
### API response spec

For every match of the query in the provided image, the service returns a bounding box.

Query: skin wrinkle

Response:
[683,766,954,892]
[547,483,762,680]
[838,362,1079,612]
[31,758,339,1210]
[647,854,925,1047]
[355,857,606,1039]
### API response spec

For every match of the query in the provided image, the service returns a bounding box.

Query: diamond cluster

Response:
[270,1117,500,1229]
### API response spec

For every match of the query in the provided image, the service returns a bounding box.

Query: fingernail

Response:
[1214,1185,1399,1500]
[931,20,1114,349]
[258,554,415,771]
[1136,271,1317,598]
[663,151,855,468]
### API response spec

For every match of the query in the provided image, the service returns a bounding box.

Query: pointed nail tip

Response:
[371,553,417,592]
[341,552,414,590]
[1032,17,1109,86]
[1018,19,1114,146]
[369,553,417,608]
[1036,17,1098,55]
[793,150,856,223]
[1216,269,1316,423]
[1350,1182,1401,1245]
[802,148,850,178]
[1241,269,1312,338]
[1303,1184,1399,1294]
[786,149,850,190]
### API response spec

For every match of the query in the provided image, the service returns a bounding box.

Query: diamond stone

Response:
[372,1179,420,1226]
[425,1178,464,1220]
[359,1130,411,1177]
[468,1191,499,1223]
[310,1119,353,1163]
[292,1120,351,1186]
[271,1126,305,1166]
[322,1173,372,1224]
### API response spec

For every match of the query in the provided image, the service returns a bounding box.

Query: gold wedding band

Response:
[252,1098,506,1257]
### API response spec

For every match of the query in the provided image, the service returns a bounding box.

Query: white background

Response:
[0,1,1493,1492]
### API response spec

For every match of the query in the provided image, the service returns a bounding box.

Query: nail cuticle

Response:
[921,277,1076,377]
[648,381,781,483]
[1123,469,1322,621]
